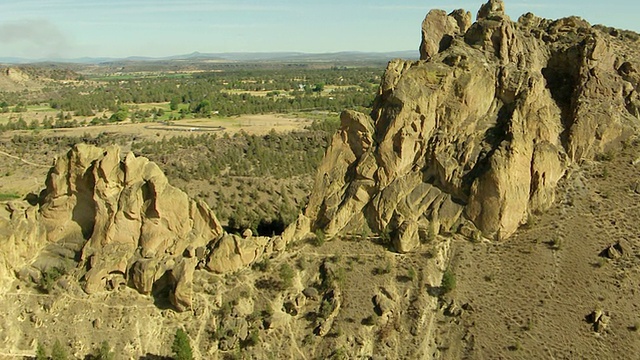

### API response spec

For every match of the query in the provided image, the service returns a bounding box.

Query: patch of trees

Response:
[132,125,334,180]
[130,118,338,233]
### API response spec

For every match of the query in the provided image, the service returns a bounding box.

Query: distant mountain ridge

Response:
[0,50,419,65]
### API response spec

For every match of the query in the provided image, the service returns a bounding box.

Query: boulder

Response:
[303,286,320,300]
[170,257,198,311]
[600,240,630,259]
[205,234,269,274]
[587,309,611,333]
[373,292,395,315]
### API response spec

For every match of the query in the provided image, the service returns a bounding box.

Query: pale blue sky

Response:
[0,0,638,59]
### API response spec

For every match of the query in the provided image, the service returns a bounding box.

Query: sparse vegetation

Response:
[596,150,615,162]
[39,267,65,293]
[51,340,68,360]
[241,330,260,349]
[407,267,416,281]
[319,299,334,319]
[279,263,295,289]
[379,228,392,243]
[329,347,348,360]
[312,229,326,247]
[35,342,47,360]
[95,341,115,360]
[509,341,522,351]
[372,260,392,275]
[358,223,373,239]
[252,258,271,272]
[328,266,346,286]
[3,23,640,359]
[172,328,194,360]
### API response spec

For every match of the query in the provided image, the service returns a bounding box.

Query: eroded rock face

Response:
[38,144,224,309]
[304,0,639,249]
[0,201,47,293]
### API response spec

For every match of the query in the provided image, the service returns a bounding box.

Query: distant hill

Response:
[0,51,419,65]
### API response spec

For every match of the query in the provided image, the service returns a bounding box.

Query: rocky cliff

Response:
[305,0,639,251]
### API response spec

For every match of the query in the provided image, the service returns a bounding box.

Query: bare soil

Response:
[435,142,640,359]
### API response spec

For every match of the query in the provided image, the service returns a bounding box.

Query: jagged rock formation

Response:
[0,143,303,312]
[0,142,309,312]
[305,0,639,250]
[37,144,225,310]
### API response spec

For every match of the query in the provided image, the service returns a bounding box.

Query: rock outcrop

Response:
[305,0,639,250]
[14,142,304,312]
[37,144,224,310]
[0,200,47,293]
[0,142,306,311]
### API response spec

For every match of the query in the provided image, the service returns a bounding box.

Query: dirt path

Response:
[0,149,48,168]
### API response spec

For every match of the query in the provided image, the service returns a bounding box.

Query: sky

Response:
[0,0,638,59]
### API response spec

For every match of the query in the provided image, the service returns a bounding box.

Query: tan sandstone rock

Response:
[35,144,225,310]
[301,0,640,247]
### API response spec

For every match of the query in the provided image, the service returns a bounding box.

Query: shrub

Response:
[372,261,392,276]
[359,223,372,239]
[39,267,65,293]
[251,258,270,272]
[319,299,334,319]
[35,342,47,360]
[96,340,114,360]
[241,330,260,348]
[279,263,295,289]
[172,328,194,360]
[421,222,437,244]
[596,151,615,162]
[440,268,456,294]
[312,229,326,247]
[407,267,416,281]
[0,192,20,201]
[51,340,68,360]
[380,228,392,243]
